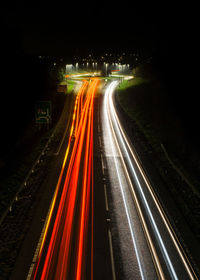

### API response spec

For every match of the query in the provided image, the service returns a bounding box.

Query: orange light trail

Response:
[54,83,94,279]
[75,79,98,280]
[31,80,88,279]
[31,78,99,280]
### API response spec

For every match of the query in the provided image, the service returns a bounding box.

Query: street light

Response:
[105,63,108,76]
[66,64,73,74]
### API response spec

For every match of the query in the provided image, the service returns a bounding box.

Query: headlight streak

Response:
[109,81,178,279]
[30,78,98,280]
[110,94,198,280]
[104,82,146,280]
[107,81,176,279]
[106,81,197,280]
[106,82,166,280]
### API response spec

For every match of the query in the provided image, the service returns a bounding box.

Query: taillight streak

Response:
[75,79,98,280]
[31,78,99,280]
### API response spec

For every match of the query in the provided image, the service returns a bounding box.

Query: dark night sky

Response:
[1,1,198,64]
[1,3,179,57]
[1,3,199,153]
[1,3,198,104]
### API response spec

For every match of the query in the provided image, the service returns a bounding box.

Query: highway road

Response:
[9,77,199,280]
[101,80,199,280]
[26,78,101,280]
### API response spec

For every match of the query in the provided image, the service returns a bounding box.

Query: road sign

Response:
[35,101,51,124]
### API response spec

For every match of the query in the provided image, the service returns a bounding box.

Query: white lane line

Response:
[104,184,109,211]
[117,119,198,279]
[108,229,117,280]
[101,153,105,175]
[108,105,165,279]
[104,82,146,280]
[109,86,179,280]
[26,215,49,280]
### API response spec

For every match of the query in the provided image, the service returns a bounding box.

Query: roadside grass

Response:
[116,78,163,152]
[115,75,200,241]
[116,76,199,184]
[116,76,182,150]
[66,80,75,94]
[118,77,148,91]
[60,79,75,94]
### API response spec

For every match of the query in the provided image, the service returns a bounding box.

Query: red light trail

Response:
[30,78,99,280]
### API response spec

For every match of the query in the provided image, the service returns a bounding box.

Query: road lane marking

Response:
[101,153,105,175]
[108,229,116,280]
[26,202,54,280]
[104,82,147,280]
[101,154,105,169]
[104,184,109,211]
[109,88,193,279]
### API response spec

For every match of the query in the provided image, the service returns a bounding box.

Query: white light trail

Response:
[105,80,197,280]
[107,82,178,280]
[104,81,146,280]
[109,91,197,280]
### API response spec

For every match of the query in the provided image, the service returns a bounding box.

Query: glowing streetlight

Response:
[66,64,73,74]
[105,63,108,76]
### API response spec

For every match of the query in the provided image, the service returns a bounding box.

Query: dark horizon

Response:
[1,4,198,152]
[1,4,178,57]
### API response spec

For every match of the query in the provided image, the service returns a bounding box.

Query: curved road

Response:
[101,80,199,280]
[9,78,199,280]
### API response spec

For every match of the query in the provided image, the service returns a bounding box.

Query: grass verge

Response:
[115,75,200,242]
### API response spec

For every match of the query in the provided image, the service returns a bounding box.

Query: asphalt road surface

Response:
[9,78,199,280]
[101,80,199,280]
